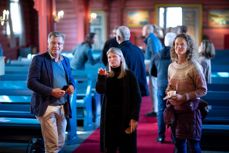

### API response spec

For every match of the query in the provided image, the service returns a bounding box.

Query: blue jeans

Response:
[157,88,166,138]
[175,138,201,153]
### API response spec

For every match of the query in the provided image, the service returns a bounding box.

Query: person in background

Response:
[166,33,207,153]
[166,27,177,34]
[151,32,176,143]
[198,39,215,84]
[142,24,163,117]
[27,32,75,153]
[153,24,164,45]
[0,43,4,56]
[116,25,149,97]
[176,25,188,34]
[0,43,4,76]
[96,47,141,153]
[101,27,119,66]
[70,32,100,70]
[143,24,163,64]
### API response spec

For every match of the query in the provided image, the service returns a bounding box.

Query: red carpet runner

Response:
[73,96,174,153]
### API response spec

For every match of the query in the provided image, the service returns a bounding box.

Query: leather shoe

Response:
[145,111,157,117]
[157,137,164,143]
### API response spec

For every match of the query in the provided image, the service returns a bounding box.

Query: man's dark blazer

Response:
[27,52,75,117]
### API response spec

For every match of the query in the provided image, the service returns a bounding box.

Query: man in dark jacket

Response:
[27,32,75,153]
[116,25,149,97]
[101,27,119,66]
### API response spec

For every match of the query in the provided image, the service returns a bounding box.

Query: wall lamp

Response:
[53,10,64,22]
[0,10,9,26]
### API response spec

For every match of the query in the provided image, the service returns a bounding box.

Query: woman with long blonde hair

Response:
[96,47,141,153]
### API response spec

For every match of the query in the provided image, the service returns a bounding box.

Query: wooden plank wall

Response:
[0,0,228,60]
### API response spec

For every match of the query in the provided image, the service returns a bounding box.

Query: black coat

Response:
[96,70,141,153]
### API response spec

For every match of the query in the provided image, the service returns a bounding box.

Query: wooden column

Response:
[73,0,89,43]
[103,0,110,39]
[118,0,126,26]
[84,0,90,34]
[34,0,48,53]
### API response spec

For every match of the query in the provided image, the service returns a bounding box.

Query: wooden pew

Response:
[211,72,229,84]
[1,59,30,80]
[212,50,229,65]
[0,74,28,81]
[212,77,229,84]
[207,83,229,91]
[0,87,78,145]
[211,64,229,72]
[76,79,94,130]
[6,59,32,66]
[0,80,27,89]
[90,77,101,127]
[0,94,33,118]
[201,90,229,150]
[91,87,101,127]
[5,65,29,74]
[0,117,44,152]
[201,124,229,151]
[72,67,102,128]
[0,79,95,130]
[0,117,41,140]
[0,89,42,152]
[202,91,229,124]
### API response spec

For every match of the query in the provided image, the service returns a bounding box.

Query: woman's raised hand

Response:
[98,68,108,76]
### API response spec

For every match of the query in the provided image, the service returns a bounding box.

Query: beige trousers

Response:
[148,75,158,112]
[37,105,67,153]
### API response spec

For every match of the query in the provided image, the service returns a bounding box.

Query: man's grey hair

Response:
[48,32,65,43]
[144,24,154,33]
[164,32,176,47]
[116,26,130,41]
